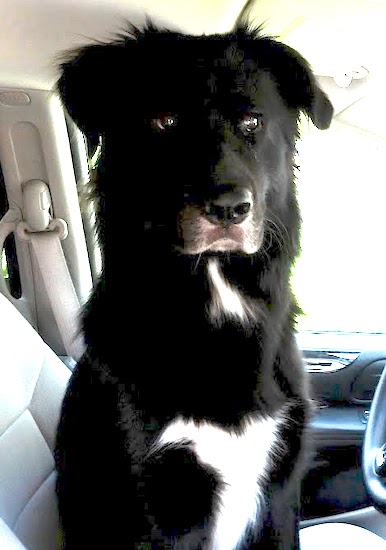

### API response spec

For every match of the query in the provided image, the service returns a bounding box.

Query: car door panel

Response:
[300,350,386,519]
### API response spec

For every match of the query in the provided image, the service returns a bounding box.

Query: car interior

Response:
[0,0,386,548]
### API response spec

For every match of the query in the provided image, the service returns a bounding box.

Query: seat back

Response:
[0,293,70,549]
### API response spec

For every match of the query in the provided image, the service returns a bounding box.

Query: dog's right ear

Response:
[58,43,129,134]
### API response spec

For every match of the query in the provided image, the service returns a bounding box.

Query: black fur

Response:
[55,22,332,549]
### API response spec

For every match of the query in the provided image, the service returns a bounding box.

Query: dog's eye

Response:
[151,114,178,131]
[239,113,263,134]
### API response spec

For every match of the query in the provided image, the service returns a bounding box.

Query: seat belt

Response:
[17,180,85,362]
[29,231,85,362]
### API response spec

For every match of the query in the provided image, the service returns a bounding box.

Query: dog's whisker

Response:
[193,252,203,272]
[264,215,290,255]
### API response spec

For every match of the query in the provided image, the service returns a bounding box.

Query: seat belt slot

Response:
[17,180,68,240]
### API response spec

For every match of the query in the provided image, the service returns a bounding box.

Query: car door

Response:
[300,339,386,520]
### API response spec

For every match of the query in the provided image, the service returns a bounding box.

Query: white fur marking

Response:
[207,259,250,323]
[155,413,283,550]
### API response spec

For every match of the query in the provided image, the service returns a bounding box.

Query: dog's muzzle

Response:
[178,185,262,255]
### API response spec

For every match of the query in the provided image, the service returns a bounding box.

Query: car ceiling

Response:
[0,0,385,138]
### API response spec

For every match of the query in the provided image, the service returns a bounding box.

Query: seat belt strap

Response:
[29,230,85,362]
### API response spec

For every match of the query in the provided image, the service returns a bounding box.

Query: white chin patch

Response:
[207,239,258,255]
[208,238,242,252]
[207,258,254,325]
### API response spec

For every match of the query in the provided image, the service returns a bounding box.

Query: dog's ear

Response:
[254,38,333,130]
[58,43,130,134]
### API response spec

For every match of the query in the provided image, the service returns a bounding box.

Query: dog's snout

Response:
[205,188,253,226]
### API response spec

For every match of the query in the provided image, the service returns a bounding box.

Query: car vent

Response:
[302,351,361,373]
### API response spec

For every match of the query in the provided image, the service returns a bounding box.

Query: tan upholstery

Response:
[300,522,386,549]
[0,293,70,550]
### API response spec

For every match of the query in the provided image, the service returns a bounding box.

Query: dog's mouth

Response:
[202,223,249,252]
[178,205,263,255]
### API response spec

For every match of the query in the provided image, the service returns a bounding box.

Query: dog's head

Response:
[59,24,332,258]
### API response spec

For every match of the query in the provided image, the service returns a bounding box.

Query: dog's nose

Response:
[205,188,253,226]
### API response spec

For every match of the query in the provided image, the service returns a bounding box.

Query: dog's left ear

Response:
[258,38,334,130]
[243,34,334,130]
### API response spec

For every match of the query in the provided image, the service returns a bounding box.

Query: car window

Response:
[292,114,386,353]
[0,161,21,299]
[66,118,102,285]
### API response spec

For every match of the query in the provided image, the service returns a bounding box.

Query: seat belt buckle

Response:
[16,179,68,242]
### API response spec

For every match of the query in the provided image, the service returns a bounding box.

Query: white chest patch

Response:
[207,259,254,325]
[155,412,284,550]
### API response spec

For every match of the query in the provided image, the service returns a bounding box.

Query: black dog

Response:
[55,12,332,550]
